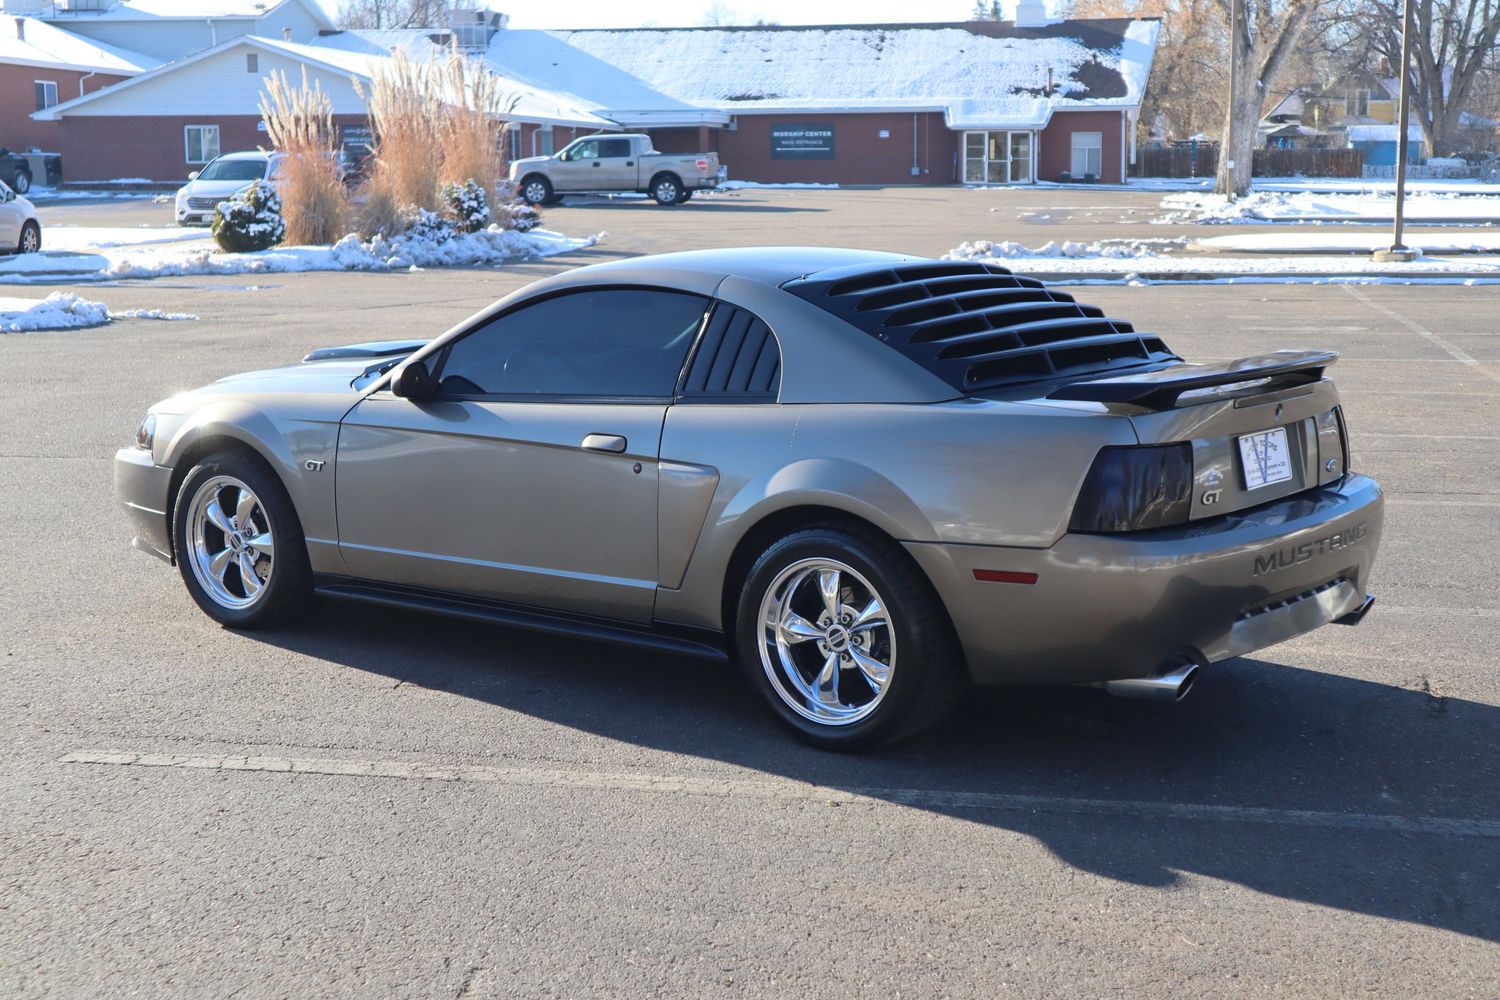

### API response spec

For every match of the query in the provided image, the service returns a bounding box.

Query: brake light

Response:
[696,158,709,171]
[1334,404,1352,472]
[1069,444,1193,533]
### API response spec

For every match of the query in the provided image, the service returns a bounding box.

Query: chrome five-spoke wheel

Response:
[186,475,274,609]
[757,557,896,726]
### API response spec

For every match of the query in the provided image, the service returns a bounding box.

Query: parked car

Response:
[174,151,284,226]
[115,247,1382,749]
[0,178,40,253]
[509,134,721,206]
[0,148,33,194]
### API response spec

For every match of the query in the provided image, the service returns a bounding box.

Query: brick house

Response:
[30,33,614,183]
[0,15,151,154]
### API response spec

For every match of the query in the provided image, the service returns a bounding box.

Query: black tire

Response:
[542,194,565,207]
[675,189,694,204]
[735,524,967,750]
[172,448,313,629]
[18,220,40,254]
[651,173,683,206]
[12,169,31,194]
[519,174,552,205]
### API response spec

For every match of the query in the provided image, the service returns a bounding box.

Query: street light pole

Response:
[1373,0,1419,262]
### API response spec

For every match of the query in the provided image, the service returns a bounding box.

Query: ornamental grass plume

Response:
[259,67,347,246]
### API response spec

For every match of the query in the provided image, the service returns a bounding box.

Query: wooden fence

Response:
[1133,145,1364,179]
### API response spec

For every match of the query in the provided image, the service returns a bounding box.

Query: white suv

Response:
[174,151,284,227]
[0,178,40,253]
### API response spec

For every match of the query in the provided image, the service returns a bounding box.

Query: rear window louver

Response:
[680,302,781,400]
[783,261,1180,394]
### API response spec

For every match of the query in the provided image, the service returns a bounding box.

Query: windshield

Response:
[196,158,267,182]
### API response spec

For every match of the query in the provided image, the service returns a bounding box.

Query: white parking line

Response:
[1341,284,1500,386]
[61,751,1500,838]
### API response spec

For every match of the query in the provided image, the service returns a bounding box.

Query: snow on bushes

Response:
[212,181,286,253]
[441,179,491,233]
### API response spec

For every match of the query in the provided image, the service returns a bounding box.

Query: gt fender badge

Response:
[304,459,326,472]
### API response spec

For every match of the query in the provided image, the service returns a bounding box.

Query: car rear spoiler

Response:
[302,339,428,363]
[1047,349,1338,410]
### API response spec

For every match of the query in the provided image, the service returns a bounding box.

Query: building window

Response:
[34,80,58,111]
[537,126,553,156]
[246,53,258,72]
[1346,89,1370,118]
[1070,131,1102,179]
[184,125,221,164]
[507,126,522,162]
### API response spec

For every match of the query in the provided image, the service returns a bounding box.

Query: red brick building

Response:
[31,9,1159,188]
[1,16,149,156]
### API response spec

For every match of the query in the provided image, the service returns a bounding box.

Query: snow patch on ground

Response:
[111,307,198,321]
[947,238,1189,260]
[0,292,199,331]
[715,180,840,190]
[0,226,601,284]
[0,292,109,332]
[43,226,210,252]
[1158,190,1500,224]
[944,240,1500,284]
[1197,232,1500,254]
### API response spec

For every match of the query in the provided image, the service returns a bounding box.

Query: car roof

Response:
[211,151,280,161]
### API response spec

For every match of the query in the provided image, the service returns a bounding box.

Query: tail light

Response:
[696,158,709,171]
[1069,444,1193,533]
[1334,404,1352,472]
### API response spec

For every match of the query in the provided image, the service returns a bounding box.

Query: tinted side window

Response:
[436,288,708,398]
[598,138,632,158]
[570,140,599,160]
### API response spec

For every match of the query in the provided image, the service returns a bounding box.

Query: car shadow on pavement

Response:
[555,199,828,213]
[252,600,1500,943]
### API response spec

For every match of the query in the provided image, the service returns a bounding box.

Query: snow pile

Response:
[94,225,602,281]
[715,180,840,191]
[1158,189,1500,224]
[947,238,1186,260]
[1197,232,1500,255]
[1,292,199,332]
[111,307,198,321]
[43,226,210,252]
[0,292,109,332]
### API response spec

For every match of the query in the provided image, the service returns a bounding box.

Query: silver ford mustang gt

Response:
[116,247,1382,748]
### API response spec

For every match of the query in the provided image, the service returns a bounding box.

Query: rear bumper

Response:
[905,474,1383,686]
[114,446,173,562]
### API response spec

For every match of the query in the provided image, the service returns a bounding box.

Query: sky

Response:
[500,1,997,30]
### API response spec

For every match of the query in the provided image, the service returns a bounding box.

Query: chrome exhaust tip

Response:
[1334,593,1375,626]
[1102,660,1200,702]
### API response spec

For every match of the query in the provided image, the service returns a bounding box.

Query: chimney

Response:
[1014,0,1048,28]
[15,18,24,42]
[282,26,292,41]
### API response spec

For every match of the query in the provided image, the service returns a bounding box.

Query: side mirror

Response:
[390,359,436,400]
[188,170,200,181]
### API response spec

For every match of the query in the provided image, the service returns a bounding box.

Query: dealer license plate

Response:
[1238,428,1293,490]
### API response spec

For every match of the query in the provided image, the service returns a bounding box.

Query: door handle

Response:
[592,161,601,167]
[625,160,634,166]
[581,433,626,453]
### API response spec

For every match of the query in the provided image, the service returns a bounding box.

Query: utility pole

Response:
[1373,0,1418,262]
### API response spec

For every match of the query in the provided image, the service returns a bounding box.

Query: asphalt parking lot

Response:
[4,187,1498,997]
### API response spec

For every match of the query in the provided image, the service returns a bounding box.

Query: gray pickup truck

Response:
[509,134,722,206]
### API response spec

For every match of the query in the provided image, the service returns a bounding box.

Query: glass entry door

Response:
[964,130,1033,184]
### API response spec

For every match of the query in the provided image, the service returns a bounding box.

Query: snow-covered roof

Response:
[39,0,334,26]
[32,31,614,129]
[1346,124,1425,143]
[529,19,1161,129]
[0,16,156,74]
[312,28,714,128]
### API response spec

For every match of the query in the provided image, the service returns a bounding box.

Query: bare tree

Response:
[337,0,454,29]
[1214,0,1318,196]
[1321,0,1500,156]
